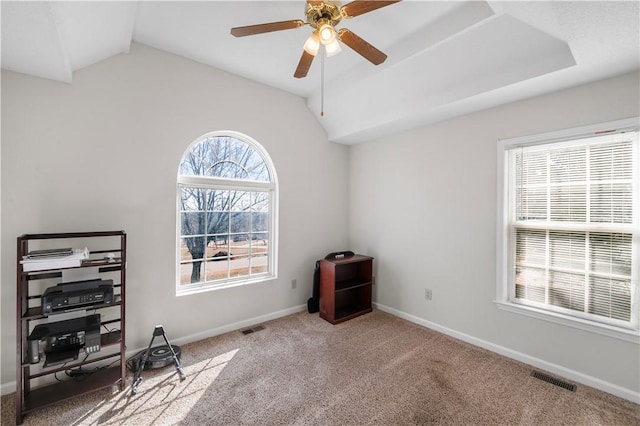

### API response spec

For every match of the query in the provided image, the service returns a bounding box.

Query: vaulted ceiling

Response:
[2,1,639,144]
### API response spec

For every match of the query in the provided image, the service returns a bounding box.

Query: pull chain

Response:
[320,47,325,117]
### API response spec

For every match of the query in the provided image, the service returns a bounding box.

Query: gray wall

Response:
[1,43,349,391]
[349,71,640,401]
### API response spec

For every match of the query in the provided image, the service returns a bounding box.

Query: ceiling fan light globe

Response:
[303,32,320,56]
[318,23,336,45]
[324,38,342,57]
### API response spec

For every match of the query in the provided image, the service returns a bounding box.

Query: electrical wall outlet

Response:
[425,288,432,300]
[291,278,297,289]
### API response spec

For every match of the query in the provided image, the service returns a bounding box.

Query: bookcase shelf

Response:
[15,231,127,425]
[319,254,373,324]
[21,297,122,321]
[22,367,122,414]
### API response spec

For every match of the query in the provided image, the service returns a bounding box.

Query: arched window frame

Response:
[176,130,278,295]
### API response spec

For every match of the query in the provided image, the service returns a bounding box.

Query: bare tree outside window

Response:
[177,134,276,290]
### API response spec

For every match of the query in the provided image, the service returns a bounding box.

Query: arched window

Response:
[177,131,278,294]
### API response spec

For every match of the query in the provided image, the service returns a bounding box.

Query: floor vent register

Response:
[531,370,577,392]
[241,325,265,335]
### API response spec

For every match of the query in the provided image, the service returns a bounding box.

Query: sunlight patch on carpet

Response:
[72,349,239,425]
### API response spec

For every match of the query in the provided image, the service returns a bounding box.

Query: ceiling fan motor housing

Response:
[305,1,343,29]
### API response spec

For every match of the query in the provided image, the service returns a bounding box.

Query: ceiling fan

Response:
[230,0,401,78]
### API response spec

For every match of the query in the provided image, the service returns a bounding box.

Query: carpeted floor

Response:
[2,310,639,425]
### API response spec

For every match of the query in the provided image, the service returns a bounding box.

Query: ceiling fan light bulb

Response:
[318,23,336,45]
[324,39,342,57]
[303,32,320,56]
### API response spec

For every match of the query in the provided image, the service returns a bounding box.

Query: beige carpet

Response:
[2,310,639,425]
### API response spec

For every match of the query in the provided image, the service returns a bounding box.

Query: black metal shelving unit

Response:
[15,231,127,424]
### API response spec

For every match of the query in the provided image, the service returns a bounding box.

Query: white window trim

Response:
[176,130,279,296]
[496,117,640,344]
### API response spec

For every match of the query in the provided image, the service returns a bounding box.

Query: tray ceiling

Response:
[2,1,638,144]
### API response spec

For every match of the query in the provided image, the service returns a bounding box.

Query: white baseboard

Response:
[1,380,15,397]
[1,304,307,396]
[168,304,307,348]
[373,302,640,404]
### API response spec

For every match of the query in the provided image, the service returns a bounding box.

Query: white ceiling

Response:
[2,1,639,144]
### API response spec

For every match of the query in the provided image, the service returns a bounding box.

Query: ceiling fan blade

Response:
[340,1,401,18]
[231,20,305,37]
[294,50,315,78]
[337,28,387,65]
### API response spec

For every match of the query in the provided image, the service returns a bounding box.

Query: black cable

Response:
[126,349,146,372]
[54,362,69,382]
[102,323,119,334]
[63,350,125,381]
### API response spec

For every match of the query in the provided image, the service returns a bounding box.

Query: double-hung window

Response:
[176,131,278,295]
[497,118,639,340]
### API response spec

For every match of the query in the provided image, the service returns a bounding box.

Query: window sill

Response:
[177,274,276,297]
[494,300,640,344]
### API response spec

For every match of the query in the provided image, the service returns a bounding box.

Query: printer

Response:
[28,314,101,366]
[42,279,114,316]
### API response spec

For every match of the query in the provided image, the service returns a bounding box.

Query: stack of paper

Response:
[21,247,89,272]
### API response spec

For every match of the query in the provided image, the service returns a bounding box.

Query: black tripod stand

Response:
[131,325,186,394]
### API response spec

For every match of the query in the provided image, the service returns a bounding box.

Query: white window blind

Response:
[507,130,639,329]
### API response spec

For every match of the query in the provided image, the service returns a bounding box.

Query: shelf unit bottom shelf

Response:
[332,304,372,324]
[23,367,123,414]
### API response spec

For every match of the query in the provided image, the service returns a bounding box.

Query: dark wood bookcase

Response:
[319,254,373,324]
[15,231,127,425]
